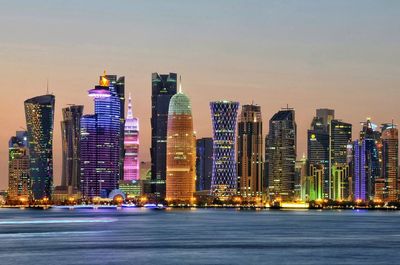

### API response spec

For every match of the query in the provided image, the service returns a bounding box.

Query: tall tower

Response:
[353,119,380,201]
[150,72,177,199]
[124,94,140,181]
[381,124,398,201]
[166,81,196,203]
[196,138,213,192]
[8,131,30,203]
[237,104,264,199]
[24,94,55,200]
[80,73,121,198]
[210,101,239,199]
[61,105,84,190]
[266,108,296,202]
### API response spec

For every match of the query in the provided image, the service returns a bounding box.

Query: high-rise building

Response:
[307,109,352,199]
[196,138,213,192]
[80,73,121,198]
[210,101,239,199]
[381,124,398,201]
[104,75,125,181]
[150,73,177,199]
[8,131,30,203]
[237,104,264,199]
[266,108,296,202]
[166,84,196,203]
[24,94,55,200]
[123,94,140,181]
[301,164,324,201]
[353,119,380,201]
[61,105,83,191]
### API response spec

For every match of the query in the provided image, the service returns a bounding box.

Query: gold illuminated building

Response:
[166,82,196,203]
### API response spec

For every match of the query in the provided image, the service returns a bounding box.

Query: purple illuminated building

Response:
[80,73,121,198]
[210,101,239,199]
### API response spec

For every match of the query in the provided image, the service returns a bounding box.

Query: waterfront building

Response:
[166,83,196,203]
[353,119,380,201]
[301,164,324,201]
[8,131,30,203]
[381,124,398,201]
[237,104,264,199]
[266,108,296,202]
[196,138,213,192]
[24,94,55,200]
[80,73,121,198]
[150,73,177,199]
[123,94,140,181]
[61,105,83,192]
[210,101,239,199]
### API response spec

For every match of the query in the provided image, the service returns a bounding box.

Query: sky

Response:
[0,0,399,189]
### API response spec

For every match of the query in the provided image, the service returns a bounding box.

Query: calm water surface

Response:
[0,208,399,265]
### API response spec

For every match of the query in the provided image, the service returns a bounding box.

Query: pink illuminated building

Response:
[123,94,140,181]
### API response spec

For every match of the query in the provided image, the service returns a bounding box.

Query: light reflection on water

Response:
[0,208,399,265]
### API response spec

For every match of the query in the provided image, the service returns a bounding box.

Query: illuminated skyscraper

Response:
[124,94,140,181]
[80,73,121,198]
[210,101,239,199]
[381,124,398,201]
[266,108,296,202]
[24,94,55,200]
[166,83,196,202]
[196,138,213,192]
[150,73,177,199]
[237,104,264,198]
[61,105,83,191]
[353,119,380,201]
[8,131,30,203]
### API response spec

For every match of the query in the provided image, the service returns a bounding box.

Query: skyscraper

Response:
[104,75,125,181]
[266,108,296,202]
[24,94,55,200]
[210,101,239,199]
[381,124,398,201]
[166,83,196,203]
[124,94,140,181]
[307,109,352,199]
[237,104,264,199]
[150,72,177,199]
[196,138,213,192]
[80,73,121,198]
[8,131,30,203]
[61,105,83,191]
[353,119,380,201]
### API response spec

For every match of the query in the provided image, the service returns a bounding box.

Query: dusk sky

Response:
[1,0,399,189]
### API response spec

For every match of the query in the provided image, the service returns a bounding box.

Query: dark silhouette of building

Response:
[196,138,213,192]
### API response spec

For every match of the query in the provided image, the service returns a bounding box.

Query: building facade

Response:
[80,73,121,198]
[196,138,213,192]
[24,94,55,200]
[166,87,196,203]
[8,131,30,203]
[381,124,398,201]
[237,104,264,199]
[61,105,83,191]
[210,101,239,199]
[266,109,296,202]
[150,73,177,199]
[124,94,140,181]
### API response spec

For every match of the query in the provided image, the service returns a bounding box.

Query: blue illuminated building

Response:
[80,73,121,198]
[210,101,239,199]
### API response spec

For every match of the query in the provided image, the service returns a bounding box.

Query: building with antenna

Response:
[24,94,55,200]
[123,94,140,181]
[166,79,196,203]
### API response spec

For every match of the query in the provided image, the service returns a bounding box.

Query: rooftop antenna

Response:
[179,75,182,93]
[46,79,49,95]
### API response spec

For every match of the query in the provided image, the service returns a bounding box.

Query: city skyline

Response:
[1,1,400,190]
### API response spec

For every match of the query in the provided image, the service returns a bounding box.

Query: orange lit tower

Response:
[166,79,196,203]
